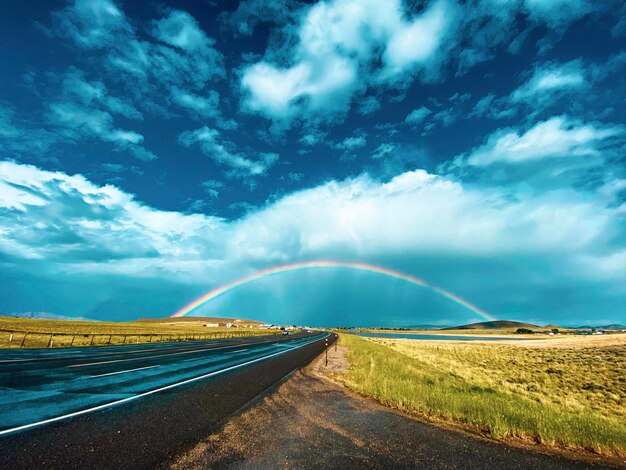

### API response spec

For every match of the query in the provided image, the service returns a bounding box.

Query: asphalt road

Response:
[172,346,624,470]
[0,331,332,469]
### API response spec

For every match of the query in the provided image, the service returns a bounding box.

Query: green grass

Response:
[338,334,626,457]
[0,316,277,348]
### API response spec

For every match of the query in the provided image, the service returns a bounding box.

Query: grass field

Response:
[356,328,572,336]
[338,334,626,458]
[0,316,277,348]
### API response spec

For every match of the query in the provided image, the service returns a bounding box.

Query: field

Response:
[356,327,573,336]
[0,316,277,348]
[338,333,626,458]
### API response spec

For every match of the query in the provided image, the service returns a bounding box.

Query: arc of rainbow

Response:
[171,260,496,321]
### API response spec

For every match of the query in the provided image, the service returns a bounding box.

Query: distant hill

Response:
[442,320,541,330]
[391,324,449,330]
[134,316,262,325]
[1,312,93,321]
[573,324,626,330]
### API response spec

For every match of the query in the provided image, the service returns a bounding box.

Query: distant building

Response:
[203,323,219,327]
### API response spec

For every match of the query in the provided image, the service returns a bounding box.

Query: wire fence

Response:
[0,328,278,349]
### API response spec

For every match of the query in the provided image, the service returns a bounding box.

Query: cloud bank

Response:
[1,152,623,324]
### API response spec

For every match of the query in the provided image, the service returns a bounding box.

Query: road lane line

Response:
[65,341,275,368]
[0,333,328,437]
[0,334,299,364]
[89,365,159,378]
[232,349,248,353]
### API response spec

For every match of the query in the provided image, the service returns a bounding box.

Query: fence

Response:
[0,328,277,349]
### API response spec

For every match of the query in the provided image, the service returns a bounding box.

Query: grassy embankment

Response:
[0,316,276,348]
[338,334,626,458]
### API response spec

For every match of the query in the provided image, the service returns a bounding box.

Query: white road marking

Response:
[0,336,281,364]
[89,365,159,378]
[0,334,328,437]
[232,349,248,353]
[66,342,260,368]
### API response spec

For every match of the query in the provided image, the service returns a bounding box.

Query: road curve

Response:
[0,331,333,469]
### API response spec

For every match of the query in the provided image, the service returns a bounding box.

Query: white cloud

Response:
[178,127,279,177]
[51,2,225,120]
[109,130,143,145]
[4,159,619,265]
[524,0,594,27]
[48,85,156,162]
[299,130,326,146]
[239,0,606,125]
[357,96,381,115]
[0,106,59,156]
[0,161,224,266]
[336,136,366,150]
[59,68,143,120]
[240,0,457,123]
[241,56,358,120]
[372,143,395,159]
[201,179,224,199]
[51,0,131,49]
[1,159,623,322]
[0,106,24,139]
[405,106,432,124]
[171,87,220,118]
[458,116,622,167]
[382,0,458,77]
[152,10,215,51]
[510,60,586,104]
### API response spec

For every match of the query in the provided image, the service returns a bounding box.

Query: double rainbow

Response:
[171,260,495,321]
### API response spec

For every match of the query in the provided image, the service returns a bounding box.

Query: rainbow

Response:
[171,260,496,321]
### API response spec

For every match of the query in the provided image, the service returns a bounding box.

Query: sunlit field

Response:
[0,316,277,348]
[338,334,626,458]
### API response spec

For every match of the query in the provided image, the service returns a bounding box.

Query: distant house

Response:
[203,323,219,328]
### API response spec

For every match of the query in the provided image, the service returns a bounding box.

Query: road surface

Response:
[172,345,624,470]
[0,331,332,469]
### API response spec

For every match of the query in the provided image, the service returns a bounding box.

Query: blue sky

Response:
[0,0,624,327]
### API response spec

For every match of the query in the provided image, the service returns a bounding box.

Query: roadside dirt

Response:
[169,345,622,470]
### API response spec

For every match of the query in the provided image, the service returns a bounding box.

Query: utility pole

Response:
[325,337,328,367]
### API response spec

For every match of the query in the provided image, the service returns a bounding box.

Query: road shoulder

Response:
[169,345,622,470]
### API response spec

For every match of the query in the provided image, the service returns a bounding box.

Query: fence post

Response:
[90,335,95,346]
[20,332,28,348]
[8,333,13,343]
[123,334,127,344]
[47,334,53,348]
[70,335,76,347]
[148,334,153,342]
[107,334,112,345]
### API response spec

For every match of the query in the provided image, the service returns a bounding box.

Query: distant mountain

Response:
[441,320,541,330]
[386,324,450,330]
[1,312,93,321]
[134,316,262,325]
[572,324,626,330]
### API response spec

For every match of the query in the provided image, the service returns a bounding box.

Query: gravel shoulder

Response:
[169,345,623,470]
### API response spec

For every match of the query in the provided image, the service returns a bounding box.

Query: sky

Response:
[0,0,624,327]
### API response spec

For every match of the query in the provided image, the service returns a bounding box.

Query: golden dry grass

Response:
[339,333,626,458]
[0,316,276,348]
